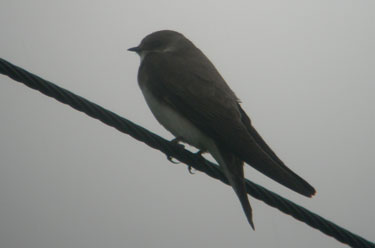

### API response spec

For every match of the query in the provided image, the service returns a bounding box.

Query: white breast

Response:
[140,85,214,151]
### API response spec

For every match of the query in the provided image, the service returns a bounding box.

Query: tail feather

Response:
[232,174,255,230]
[212,144,255,230]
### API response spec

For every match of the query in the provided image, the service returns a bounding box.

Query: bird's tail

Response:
[212,144,255,230]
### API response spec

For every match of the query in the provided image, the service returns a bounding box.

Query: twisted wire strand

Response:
[0,58,373,248]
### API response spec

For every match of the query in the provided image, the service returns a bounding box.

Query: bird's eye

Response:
[144,39,163,50]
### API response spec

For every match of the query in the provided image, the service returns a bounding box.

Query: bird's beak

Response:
[128,46,140,52]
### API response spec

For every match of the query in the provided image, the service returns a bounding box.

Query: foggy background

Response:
[1,1,374,247]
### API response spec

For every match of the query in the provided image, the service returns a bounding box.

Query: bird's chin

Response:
[139,51,150,62]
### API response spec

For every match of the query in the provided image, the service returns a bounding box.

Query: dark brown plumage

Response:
[129,30,316,229]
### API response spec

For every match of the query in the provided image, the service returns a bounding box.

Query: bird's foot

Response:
[171,137,184,146]
[167,155,180,164]
[195,150,205,159]
[166,137,185,164]
[187,165,195,174]
[187,150,205,174]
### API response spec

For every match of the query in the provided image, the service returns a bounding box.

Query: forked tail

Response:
[212,144,255,230]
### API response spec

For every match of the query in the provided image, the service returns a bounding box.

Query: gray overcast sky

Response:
[0,1,374,247]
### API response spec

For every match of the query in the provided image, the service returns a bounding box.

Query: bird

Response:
[128,30,316,229]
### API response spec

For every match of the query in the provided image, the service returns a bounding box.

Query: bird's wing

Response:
[140,51,316,197]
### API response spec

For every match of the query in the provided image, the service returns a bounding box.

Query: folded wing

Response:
[140,50,316,197]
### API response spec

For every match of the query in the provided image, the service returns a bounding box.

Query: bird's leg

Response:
[187,150,205,174]
[171,137,184,146]
[195,149,205,159]
[166,137,185,164]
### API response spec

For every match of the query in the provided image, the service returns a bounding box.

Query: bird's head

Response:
[128,30,192,60]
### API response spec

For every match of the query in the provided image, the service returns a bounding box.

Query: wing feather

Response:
[139,50,315,197]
